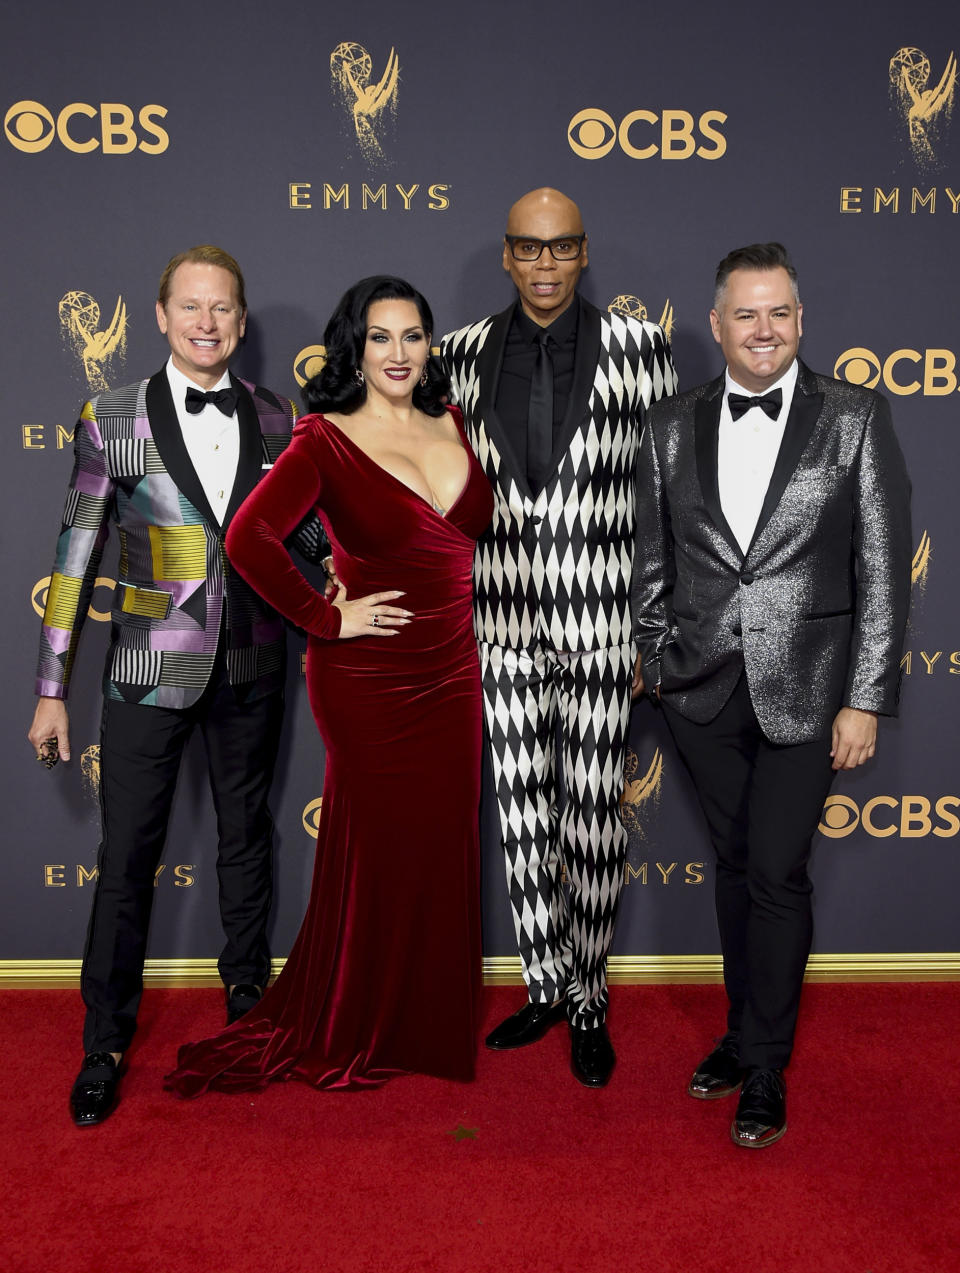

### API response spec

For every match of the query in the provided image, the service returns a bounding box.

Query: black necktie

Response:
[527,330,554,493]
[727,388,782,421]
[185,386,238,417]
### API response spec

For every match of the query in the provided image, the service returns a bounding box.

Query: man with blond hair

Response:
[29,246,323,1126]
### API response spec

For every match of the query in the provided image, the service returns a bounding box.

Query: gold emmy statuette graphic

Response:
[912,530,931,586]
[889,47,957,167]
[330,43,399,161]
[608,295,675,342]
[58,290,127,392]
[302,797,324,839]
[620,747,663,836]
[80,744,100,800]
[294,345,327,388]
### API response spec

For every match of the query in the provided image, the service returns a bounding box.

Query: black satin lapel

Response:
[145,371,217,528]
[694,390,741,559]
[747,385,824,553]
[223,376,263,530]
[548,297,600,472]
[477,305,530,495]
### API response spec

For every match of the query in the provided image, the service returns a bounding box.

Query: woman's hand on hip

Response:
[333,588,413,638]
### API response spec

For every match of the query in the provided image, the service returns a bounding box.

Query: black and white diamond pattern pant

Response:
[480,640,634,1028]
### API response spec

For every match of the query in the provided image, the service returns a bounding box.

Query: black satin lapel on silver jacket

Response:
[746,364,824,556]
[694,380,741,560]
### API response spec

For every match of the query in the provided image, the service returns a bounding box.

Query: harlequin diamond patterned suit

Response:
[441,300,677,1026]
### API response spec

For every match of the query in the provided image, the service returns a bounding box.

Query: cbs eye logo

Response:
[5,100,168,154]
[567,108,727,160]
[32,576,115,622]
[293,346,328,388]
[302,797,324,838]
[834,347,960,396]
[819,794,960,838]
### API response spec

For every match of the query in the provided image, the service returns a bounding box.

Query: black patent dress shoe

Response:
[484,998,567,1050]
[70,1052,122,1127]
[687,1030,744,1100]
[731,1068,787,1148]
[225,983,264,1025]
[570,1022,616,1087]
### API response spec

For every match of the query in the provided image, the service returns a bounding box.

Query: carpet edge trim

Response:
[1,952,958,987]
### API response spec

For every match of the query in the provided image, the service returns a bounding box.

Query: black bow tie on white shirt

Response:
[184,386,238,417]
[727,388,782,421]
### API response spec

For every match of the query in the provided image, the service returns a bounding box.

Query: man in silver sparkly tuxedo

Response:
[632,243,911,1147]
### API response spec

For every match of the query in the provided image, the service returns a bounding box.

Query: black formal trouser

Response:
[662,674,836,1070]
[80,661,284,1054]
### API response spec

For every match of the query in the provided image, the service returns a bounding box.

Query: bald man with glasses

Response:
[441,187,677,1086]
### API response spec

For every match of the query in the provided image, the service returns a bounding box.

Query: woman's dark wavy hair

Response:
[301,275,450,417]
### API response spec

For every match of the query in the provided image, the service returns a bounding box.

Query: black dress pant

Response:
[80,659,284,1054]
[662,673,836,1070]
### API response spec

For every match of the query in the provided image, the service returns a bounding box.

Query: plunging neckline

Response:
[320,413,472,521]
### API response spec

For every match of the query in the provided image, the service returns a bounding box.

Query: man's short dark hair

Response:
[714,243,799,310]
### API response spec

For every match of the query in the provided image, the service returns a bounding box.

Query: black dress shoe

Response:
[731,1067,787,1148]
[485,998,567,1050]
[225,983,264,1025]
[70,1052,122,1127]
[570,1022,615,1087]
[687,1030,744,1100]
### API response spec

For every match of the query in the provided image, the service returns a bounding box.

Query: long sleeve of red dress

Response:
[225,419,342,639]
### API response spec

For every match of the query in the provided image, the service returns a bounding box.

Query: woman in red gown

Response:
[165,277,492,1094]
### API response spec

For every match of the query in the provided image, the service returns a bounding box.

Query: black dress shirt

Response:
[495,297,580,491]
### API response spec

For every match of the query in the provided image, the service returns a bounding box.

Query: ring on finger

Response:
[372,614,380,627]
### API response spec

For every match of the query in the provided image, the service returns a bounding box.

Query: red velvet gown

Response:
[164,407,492,1094]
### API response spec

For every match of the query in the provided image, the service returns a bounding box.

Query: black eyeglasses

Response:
[504,234,586,262]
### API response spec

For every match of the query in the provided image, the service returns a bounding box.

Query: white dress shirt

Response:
[718,360,799,555]
[165,358,240,526]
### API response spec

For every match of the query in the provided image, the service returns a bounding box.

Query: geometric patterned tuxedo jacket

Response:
[441,298,678,653]
[632,361,913,744]
[36,370,324,709]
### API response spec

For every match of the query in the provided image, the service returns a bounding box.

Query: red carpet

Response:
[3,983,959,1273]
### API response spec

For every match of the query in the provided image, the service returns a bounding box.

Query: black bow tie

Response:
[727,389,782,421]
[185,386,238,417]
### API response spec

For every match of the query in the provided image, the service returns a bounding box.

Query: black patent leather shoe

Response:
[225,982,263,1025]
[485,998,567,1050]
[731,1068,787,1148]
[70,1052,122,1127]
[687,1030,744,1100]
[570,1022,616,1087]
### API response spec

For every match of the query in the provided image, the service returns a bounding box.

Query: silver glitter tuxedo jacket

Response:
[632,361,912,745]
[441,300,677,652]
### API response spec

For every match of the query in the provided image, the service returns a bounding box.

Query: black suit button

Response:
[731,623,742,636]
[532,515,543,524]
[740,571,755,585]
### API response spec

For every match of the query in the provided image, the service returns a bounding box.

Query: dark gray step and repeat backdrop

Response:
[3,1,957,979]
